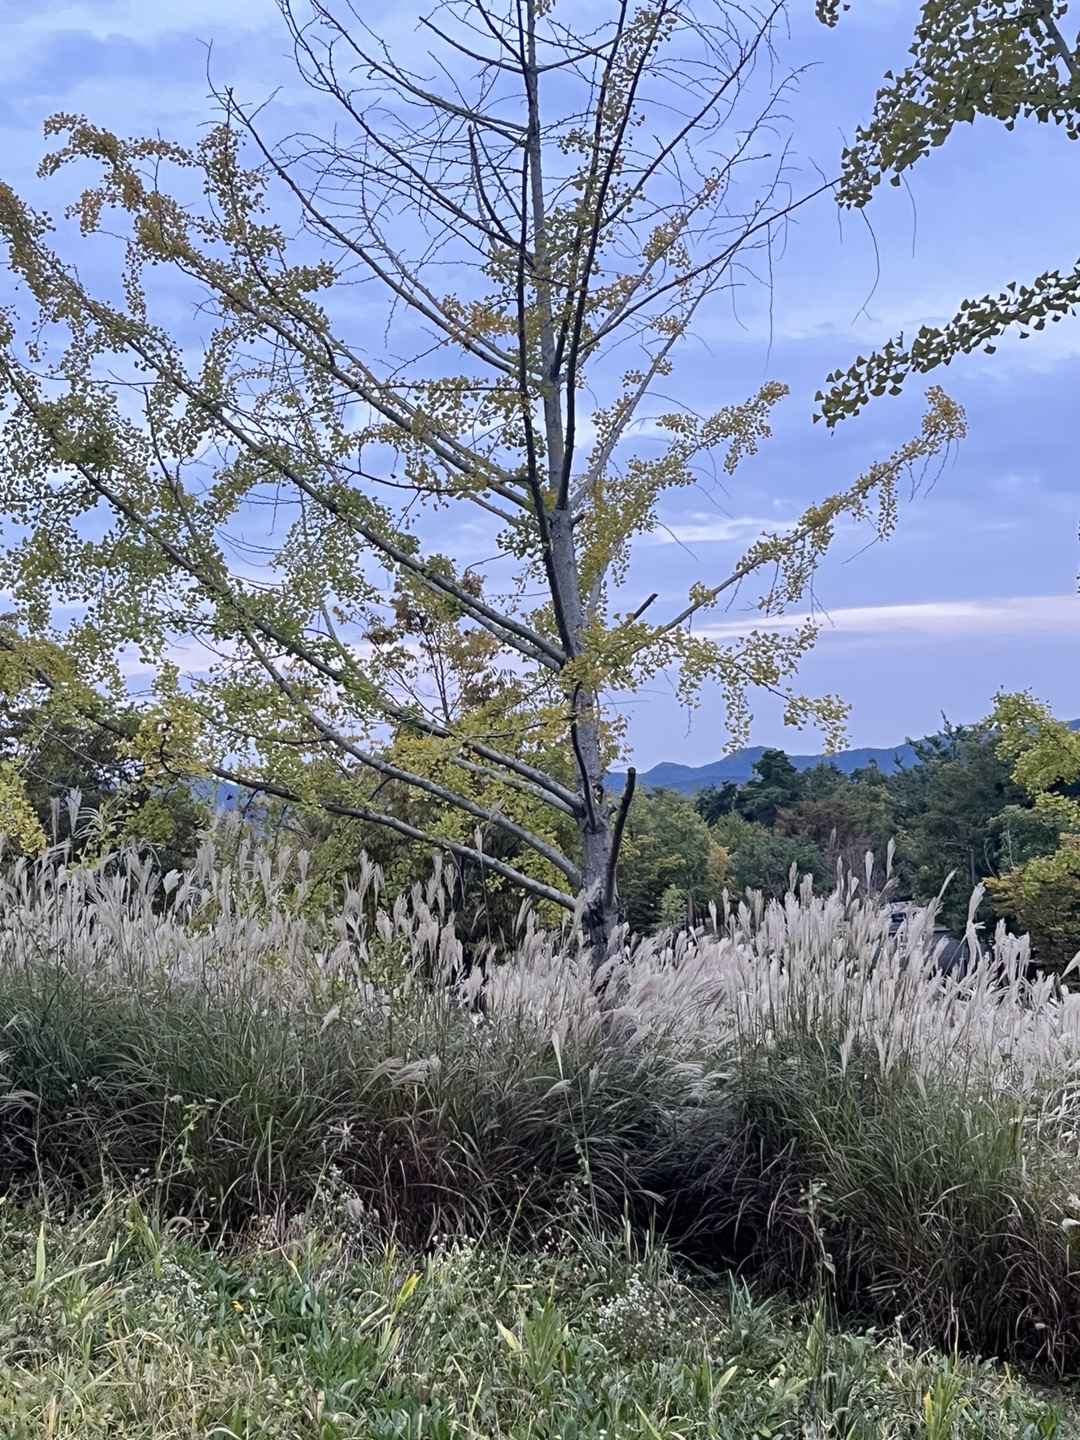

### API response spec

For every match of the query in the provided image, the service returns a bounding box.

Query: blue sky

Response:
[2,0,1079,769]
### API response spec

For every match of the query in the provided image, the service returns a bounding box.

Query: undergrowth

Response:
[0,1183,1070,1439]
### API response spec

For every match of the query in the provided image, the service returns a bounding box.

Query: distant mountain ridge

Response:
[606,742,917,795]
[607,722,1080,796]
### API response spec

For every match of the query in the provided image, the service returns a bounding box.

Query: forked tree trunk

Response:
[580,817,620,969]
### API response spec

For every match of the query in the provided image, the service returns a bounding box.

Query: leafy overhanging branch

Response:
[645,386,966,641]
[228,614,584,887]
[0,371,580,882]
[38,120,535,515]
[816,270,1080,426]
[0,624,581,910]
[0,201,566,675]
[208,764,579,911]
[815,0,1080,425]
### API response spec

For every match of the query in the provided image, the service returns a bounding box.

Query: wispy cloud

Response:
[1,0,267,52]
[699,593,1080,642]
[645,514,798,546]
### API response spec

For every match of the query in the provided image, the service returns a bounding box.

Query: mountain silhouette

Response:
[606,742,916,795]
[607,722,1080,796]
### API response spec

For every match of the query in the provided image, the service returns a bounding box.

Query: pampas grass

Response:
[4,820,1080,1367]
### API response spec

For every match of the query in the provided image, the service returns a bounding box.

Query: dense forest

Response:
[622,723,1080,967]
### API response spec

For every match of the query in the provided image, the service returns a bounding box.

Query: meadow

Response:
[2,826,1080,1436]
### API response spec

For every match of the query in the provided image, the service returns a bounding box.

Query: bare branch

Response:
[284,0,528,139]
[417,13,522,73]
[604,765,635,908]
[223,90,523,379]
[209,762,577,910]
[233,615,584,885]
[588,176,836,352]
[555,0,643,508]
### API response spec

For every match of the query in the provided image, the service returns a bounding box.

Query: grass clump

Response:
[639,883,1080,1367]
[5,832,1080,1374]
[0,837,688,1242]
[0,1185,1069,1439]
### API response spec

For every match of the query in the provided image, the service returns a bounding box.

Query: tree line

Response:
[622,711,1080,969]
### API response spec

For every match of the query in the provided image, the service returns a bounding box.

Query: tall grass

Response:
[613,882,1080,1366]
[0,827,691,1244]
[3,827,1080,1368]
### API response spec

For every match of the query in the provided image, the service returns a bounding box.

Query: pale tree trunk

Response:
[547,506,634,969]
[522,5,629,970]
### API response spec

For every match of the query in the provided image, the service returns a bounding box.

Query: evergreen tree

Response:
[887,722,1026,932]
[694,782,741,827]
[735,748,805,828]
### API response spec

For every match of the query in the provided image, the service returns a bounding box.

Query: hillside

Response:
[606,739,919,794]
[608,721,1080,795]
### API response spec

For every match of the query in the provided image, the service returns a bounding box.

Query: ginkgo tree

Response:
[815,0,1080,424]
[984,692,1080,971]
[0,0,963,960]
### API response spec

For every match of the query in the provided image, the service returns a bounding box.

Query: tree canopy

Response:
[982,693,1080,969]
